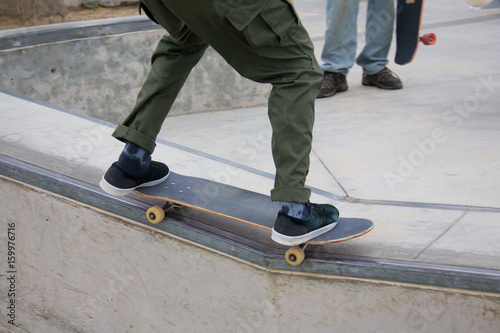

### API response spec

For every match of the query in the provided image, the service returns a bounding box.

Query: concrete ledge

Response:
[0,16,158,50]
[0,16,270,123]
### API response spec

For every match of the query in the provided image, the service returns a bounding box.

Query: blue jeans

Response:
[320,0,395,75]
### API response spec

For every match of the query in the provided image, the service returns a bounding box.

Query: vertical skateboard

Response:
[395,0,436,65]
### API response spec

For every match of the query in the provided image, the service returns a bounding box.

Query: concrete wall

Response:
[0,24,270,123]
[1,175,499,333]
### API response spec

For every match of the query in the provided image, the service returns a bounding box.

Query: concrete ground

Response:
[1,0,499,277]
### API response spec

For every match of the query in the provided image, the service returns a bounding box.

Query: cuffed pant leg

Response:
[112,0,208,153]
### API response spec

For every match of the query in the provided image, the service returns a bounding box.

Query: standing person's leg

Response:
[317,0,361,97]
[356,0,394,74]
[358,0,402,89]
[320,0,361,75]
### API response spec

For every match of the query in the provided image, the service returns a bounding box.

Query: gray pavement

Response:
[1,0,500,275]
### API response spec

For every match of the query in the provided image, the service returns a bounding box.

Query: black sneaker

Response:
[362,67,403,90]
[99,161,170,196]
[317,71,348,98]
[271,203,340,246]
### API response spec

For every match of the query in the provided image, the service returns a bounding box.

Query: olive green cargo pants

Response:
[112,0,323,202]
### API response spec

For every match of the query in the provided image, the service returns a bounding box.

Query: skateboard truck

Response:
[147,202,182,224]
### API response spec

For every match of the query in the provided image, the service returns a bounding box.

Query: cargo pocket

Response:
[224,0,300,47]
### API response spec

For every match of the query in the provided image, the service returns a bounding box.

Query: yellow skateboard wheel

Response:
[285,246,305,266]
[147,206,165,224]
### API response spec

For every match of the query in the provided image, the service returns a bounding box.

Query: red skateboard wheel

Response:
[421,33,437,45]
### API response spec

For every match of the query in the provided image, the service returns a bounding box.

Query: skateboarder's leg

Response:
[153,0,339,244]
[101,1,207,195]
[157,0,321,203]
[112,0,209,153]
[102,0,339,245]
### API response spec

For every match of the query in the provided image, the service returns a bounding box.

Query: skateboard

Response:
[135,172,374,266]
[395,0,436,65]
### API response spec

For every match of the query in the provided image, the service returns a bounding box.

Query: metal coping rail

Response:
[0,16,160,51]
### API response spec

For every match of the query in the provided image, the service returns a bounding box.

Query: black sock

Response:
[116,142,151,176]
[280,202,310,220]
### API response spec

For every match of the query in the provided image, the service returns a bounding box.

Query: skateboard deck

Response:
[135,172,374,266]
[395,0,436,65]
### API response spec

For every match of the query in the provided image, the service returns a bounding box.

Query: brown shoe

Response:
[317,71,348,98]
[362,67,403,90]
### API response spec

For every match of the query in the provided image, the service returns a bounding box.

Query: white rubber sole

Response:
[271,219,339,246]
[99,171,170,197]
